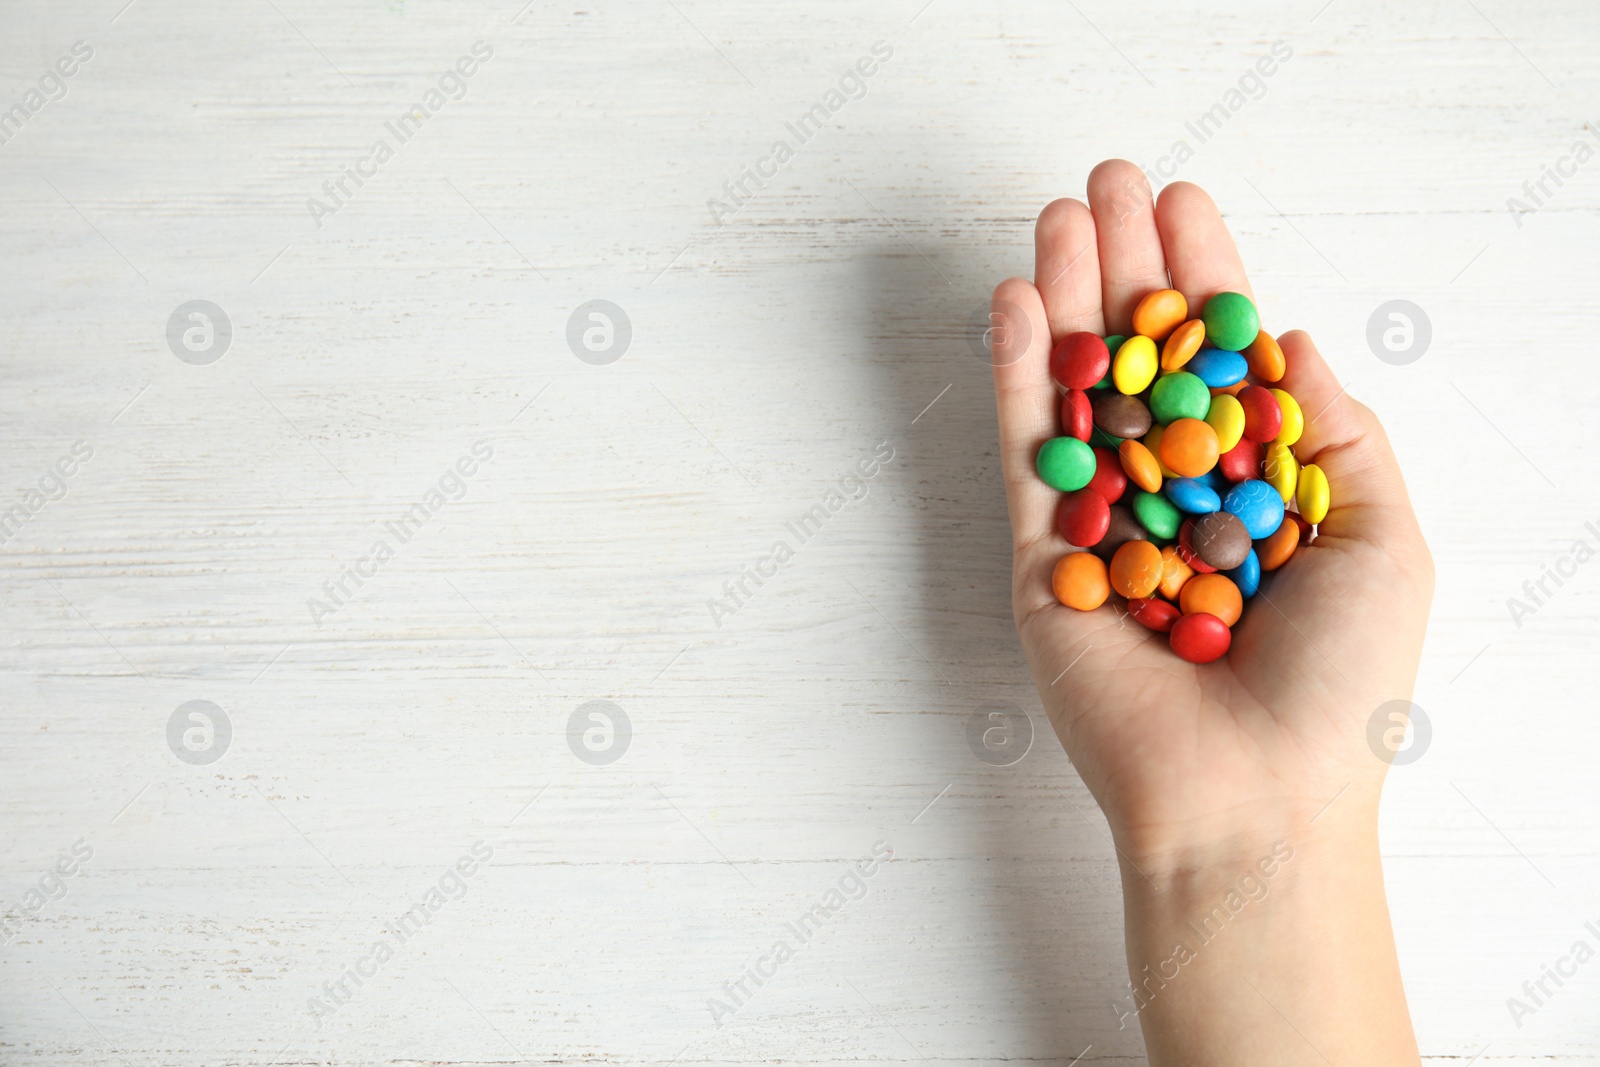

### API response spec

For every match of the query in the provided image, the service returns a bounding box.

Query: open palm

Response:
[990,161,1434,865]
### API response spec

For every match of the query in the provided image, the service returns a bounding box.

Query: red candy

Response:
[1169,612,1232,663]
[1056,488,1111,547]
[1061,389,1093,442]
[1217,437,1263,483]
[1086,446,1127,504]
[1177,519,1218,574]
[1128,596,1180,633]
[1238,385,1283,444]
[1050,332,1110,392]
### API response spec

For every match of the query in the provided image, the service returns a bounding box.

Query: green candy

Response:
[1103,334,1128,355]
[1201,292,1259,352]
[1132,490,1181,540]
[1149,371,1211,424]
[1089,426,1123,449]
[1036,437,1096,492]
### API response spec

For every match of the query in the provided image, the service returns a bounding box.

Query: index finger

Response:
[1154,182,1255,312]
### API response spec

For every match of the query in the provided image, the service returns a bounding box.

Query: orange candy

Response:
[1243,330,1286,383]
[1157,545,1194,601]
[1158,418,1220,478]
[1210,380,1249,397]
[1118,438,1163,493]
[1052,551,1111,610]
[1256,516,1300,571]
[1179,573,1243,626]
[1110,540,1163,599]
[1131,289,1188,341]
[1160,319,1206,371]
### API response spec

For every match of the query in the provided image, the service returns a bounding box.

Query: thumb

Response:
[1275,330,1426,555]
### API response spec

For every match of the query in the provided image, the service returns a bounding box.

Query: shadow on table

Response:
[853,239,1141,1059]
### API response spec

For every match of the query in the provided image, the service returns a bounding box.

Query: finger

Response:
[991,277,1057,551]
[1033,197,1104,338]
[1275,330,1420,545]
[1154,180,1255,311]
[1087,160,1166,333]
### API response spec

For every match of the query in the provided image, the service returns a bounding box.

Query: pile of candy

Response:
[1035,289,1329,664]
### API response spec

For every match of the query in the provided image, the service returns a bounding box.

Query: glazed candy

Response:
[1038,288,1334,664]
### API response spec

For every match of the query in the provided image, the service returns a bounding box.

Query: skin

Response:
[989,160,1433,1065]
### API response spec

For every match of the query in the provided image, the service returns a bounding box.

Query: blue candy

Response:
[1187,347,1249,387]
[1223,479,1285,539]
[1226,549,1261,598]
[1164,477,1222,514]
[1196,468,1231,494]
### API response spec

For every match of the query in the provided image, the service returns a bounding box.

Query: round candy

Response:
[1132,490,1181,540]
[1297,463,1329,524]
[1180,573,1243,627]
[1050,332,1110,391]
[1093,392,1153,439]
[1217,436,1263,483]
[1113,335,1159,394]
[1157,418,1220,479]
[1117,439,1163,494]
[1128,596,1181,633]
[1243,330,1285,382]
[1142,425,1180,479]
[1160,319,1206,371]
[1204,393,1245,453]
[1149,371,1211,424]
[1131,289,1188,341]
[1061,389,1093,442]
[1052,551,1110,611]
[1211,380,1249,397]
[1176,519,1218,574]
[1223,479,1286,540]
[1165,477,1221,514]
[1169,611,1231,663]
[1270,388,1304,447]
[1056,488,1111,548]
[1226,548,1261,598]
[1185,348,1249,388]
[1189,510,1252,571]
[1238,385,1283,444]
[1103,334,1127,355]
[1089,503,1148,561]
[1110,539,1164,599]
[1201,292,1259,352]
[1086,446,1127,504]
[1036,437,1097,492]
[1264,441,1298,503]
[1257,515,1299,571]
[1157,545,1194,601]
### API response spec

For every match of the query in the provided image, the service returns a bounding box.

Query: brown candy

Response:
[1090,503,1149,561]
[1190,511,1252,571]
[1092,392,1153,440]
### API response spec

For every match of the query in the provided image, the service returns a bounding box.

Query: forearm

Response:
[1114,803,1420,1066]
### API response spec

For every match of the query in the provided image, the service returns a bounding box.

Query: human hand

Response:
[988,160,1434,872]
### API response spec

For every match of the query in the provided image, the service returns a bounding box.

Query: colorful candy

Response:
[1131,289,1188,341]
[1050,332,1110,391]
[1035,288,1334,663]
[1037,437,1096,492]
[1052,551,1110,611]
[1201,292,1259,352]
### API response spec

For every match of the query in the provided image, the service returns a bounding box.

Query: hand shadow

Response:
[854,240,1146,1061]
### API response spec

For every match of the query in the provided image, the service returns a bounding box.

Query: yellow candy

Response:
[1143,423,1179,479]
[1264,441,1298,503]
[1270,388,1303,447]
[1113,335,1159,395]
[1298,463,1329,524]
[1204,393,1245,453]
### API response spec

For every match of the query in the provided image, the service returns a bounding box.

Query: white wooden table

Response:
[2,1,1598,1063]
